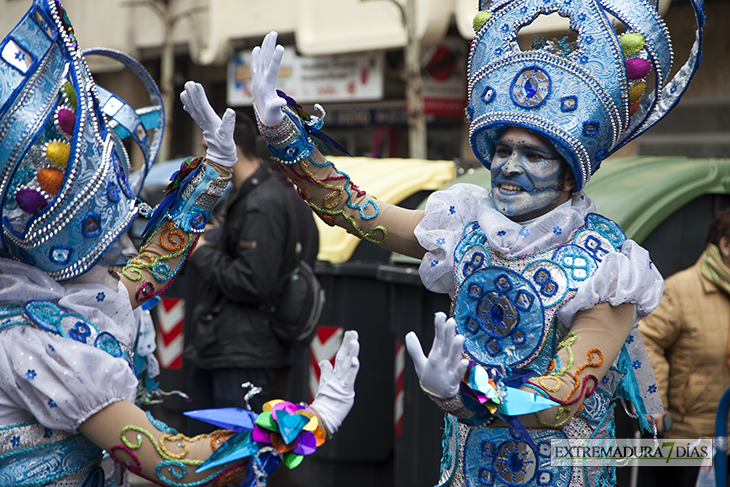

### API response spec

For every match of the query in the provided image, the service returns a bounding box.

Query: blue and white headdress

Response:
[468,0,704,191]
[0,0,163,280]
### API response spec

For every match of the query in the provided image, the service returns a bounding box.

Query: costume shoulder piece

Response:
[467,0,704,191]
[0,0,163,280]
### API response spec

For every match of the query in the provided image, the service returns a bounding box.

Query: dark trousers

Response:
[185,364,291,437]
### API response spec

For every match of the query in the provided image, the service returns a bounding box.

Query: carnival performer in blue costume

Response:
[249,0,704,484]
[0,1,360,486]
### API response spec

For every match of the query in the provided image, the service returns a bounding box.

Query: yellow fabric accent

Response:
[628,82,646,104]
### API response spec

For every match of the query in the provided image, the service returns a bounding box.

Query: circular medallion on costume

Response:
[522,260,568,308]
[584,213,626,248]
[551,245,598,290]
[453,267,544,367]
[495,441,537,484]
[574,230,617,264]
[464,428,571,487]
[511,67,551,109]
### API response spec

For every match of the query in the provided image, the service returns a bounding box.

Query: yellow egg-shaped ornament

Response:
[629,82,646,104]
[46,141,70,168]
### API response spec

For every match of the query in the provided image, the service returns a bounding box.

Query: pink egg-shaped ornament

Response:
[16,189,48,214]
[57,108,76,135]
[626,58,651,80]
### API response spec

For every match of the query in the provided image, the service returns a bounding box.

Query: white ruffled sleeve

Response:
[557,239,664,328]
[415,184,490,296]
[0,326,138,431]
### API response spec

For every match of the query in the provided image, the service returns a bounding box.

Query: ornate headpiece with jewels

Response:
[468,0,704,191]
[0,0,163,280]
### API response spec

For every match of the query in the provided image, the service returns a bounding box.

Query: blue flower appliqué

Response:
[96,292,105,302]
[48,399,57,408]
[602,376,610,384]
[25,369,36,380]
[648,384,657,394]
[520,228,530,237]
[553,226,562,235]
[625,335,634,344]
[632,360,642,369]
[449,206,456,215]
[436,238,446,245]
[431,260,439,267]
[43,428,53,438]
[10,436,20,447]
[497,230,506,236]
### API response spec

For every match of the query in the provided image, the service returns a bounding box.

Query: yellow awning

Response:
[315,157,457,263]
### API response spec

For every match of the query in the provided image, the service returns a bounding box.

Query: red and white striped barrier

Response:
[308,326,344,402]
[155,297,185,369]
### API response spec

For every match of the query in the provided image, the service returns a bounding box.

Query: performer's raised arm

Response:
[251,32,426,259]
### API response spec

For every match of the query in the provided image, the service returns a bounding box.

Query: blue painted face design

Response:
[490,127,571,222]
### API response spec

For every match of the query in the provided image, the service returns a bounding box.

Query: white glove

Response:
[405,312,469,398]
[250,31,287,127]
[180,81,237,168]
[310,330,360,435]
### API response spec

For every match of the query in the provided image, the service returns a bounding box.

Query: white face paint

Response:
[490,127,572,222]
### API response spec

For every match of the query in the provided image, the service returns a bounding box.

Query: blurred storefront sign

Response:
[422,37,467,117]
[228,47,384,106]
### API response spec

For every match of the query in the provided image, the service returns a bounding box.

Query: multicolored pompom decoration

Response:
[620,32,650,118]
[252,400,325,469]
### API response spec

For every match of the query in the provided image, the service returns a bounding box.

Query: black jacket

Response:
[186,165,298,369]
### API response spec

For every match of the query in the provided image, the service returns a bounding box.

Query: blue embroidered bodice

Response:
[440,213,638,487]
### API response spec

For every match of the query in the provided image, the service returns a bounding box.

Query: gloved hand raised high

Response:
[251,31,287,127]
[180,81,237,168]
[310,330,360,435]
[406,312,469,399]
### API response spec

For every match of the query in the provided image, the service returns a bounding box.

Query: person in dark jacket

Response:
[185,113,299,427]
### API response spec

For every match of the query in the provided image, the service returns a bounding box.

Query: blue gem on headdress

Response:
[107,181,120,202]
[467,105,474,120]
[560,96,577,112]
[584,35,594,45]
[511,68,550,109]
[582,121,600,136]
[482,87,495,104]
[82,214,101,238]
[50,246,72,265]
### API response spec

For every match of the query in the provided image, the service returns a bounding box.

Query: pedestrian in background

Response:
[185,112,300,431]
[639,207,730,486]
